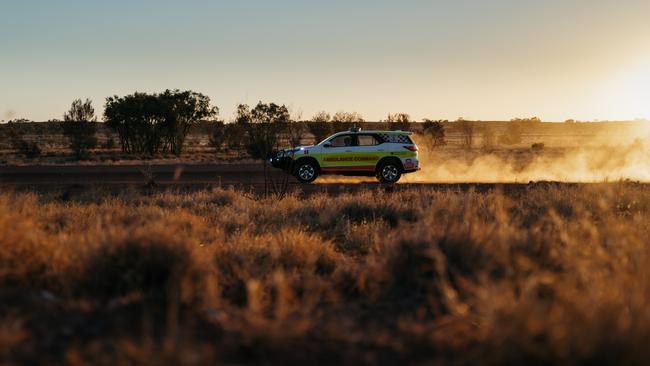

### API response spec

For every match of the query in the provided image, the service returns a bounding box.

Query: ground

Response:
[2,184,650,365]
[2,121,650,365]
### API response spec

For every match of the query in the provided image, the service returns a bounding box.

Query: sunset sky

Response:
[1,0,650,122]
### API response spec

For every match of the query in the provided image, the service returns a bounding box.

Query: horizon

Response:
[3,115,650,124]
[2,0,650,122]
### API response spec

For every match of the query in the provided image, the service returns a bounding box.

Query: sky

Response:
[1,0,650,122]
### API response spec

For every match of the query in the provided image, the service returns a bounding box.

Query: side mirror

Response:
[323,143,332,148]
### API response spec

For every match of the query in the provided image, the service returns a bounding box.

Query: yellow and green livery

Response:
[271,128,420,183]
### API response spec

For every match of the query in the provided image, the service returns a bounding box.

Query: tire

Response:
[376,160,402,183]
[294,160,319,183]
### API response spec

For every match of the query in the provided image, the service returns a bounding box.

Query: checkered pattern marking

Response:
[378,134,412,144]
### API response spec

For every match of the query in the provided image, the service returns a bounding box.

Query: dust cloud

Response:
[404,125,650,183]
[403,143,650,183]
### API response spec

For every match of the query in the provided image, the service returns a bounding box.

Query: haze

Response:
[1,0,649,122]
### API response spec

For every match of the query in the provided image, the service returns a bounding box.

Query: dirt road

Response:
[0,163,596,195]
[0,164,286,185]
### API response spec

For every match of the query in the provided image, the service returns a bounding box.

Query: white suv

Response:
[271,128,420,183]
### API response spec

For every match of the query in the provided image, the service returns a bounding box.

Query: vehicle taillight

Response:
[403,145,418,151]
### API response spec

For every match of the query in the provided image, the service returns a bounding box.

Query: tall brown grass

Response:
[2,185,650,364]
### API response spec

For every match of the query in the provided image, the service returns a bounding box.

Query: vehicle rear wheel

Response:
[377,160,402,183]
[294,160,319,183]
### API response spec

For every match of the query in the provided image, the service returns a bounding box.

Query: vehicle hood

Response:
[284,145,315,151]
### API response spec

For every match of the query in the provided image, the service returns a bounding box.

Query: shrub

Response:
[456,119,474,148]
[385,113,412,131]
[338,201,417,227]
[209,121,226,152]
[104,90,218,155]
[15,140,41,158]
[5,124,41,158]
[224,123,247,151]
[311,111,331,123]
[75,237,194,301]
[422,119,446,147]
[511,116,542,124]
[0,196,55,289]
[62,98,98,159]
[4,186,650,364]
[213,229,341,307]
[331,111,364,132]
[237,102,290,159]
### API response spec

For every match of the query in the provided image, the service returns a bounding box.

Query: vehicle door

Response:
[320,134,357,170]
[346,134,383,171]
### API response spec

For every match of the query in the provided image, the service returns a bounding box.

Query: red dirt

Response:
[0,163,612,197]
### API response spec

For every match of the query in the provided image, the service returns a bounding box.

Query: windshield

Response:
[317,135,336,146]
[328,135,355,147]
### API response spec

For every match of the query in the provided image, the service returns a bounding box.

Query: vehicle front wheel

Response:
[377,160,402,183]
[294,160,319,183]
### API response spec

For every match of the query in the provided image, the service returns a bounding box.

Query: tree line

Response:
[49,90,451,160]
[2,88,551,159]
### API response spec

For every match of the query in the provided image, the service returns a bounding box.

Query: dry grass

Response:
[2,184,650,365]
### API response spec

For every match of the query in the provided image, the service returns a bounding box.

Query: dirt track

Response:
[0,164,281,185]
[0,163,605,195]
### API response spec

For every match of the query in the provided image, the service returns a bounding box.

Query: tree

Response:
[158,90,219,155]
[62,98,97,159]
[456,118,474,149]
[422,119,446,147]
[211,106,250,152]
[308,111,333,144]
[510,117,541,124]
[5,122,41,158]
[239,102,291,159]
[332,111,364,123]
[104,92,166,155]
[209,121,226,152]
[234,104,251,124]
[104,90,217,155]
[7,118,31,123]
[332,111,364,131]
[225,123,246,151]
[311,111,331,123]
[385,113,411,131]
[211,121,246,152]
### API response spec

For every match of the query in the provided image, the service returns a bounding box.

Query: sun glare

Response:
[613,58,650,120]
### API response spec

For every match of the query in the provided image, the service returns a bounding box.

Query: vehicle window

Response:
[329,135,355,147]
[357,135,380,146]
[378,133,413,144]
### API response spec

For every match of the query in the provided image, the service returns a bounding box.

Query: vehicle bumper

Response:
[270,156,294,170]
[401,157,420,173]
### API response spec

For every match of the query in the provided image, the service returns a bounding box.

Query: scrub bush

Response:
[2,185,650,364]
